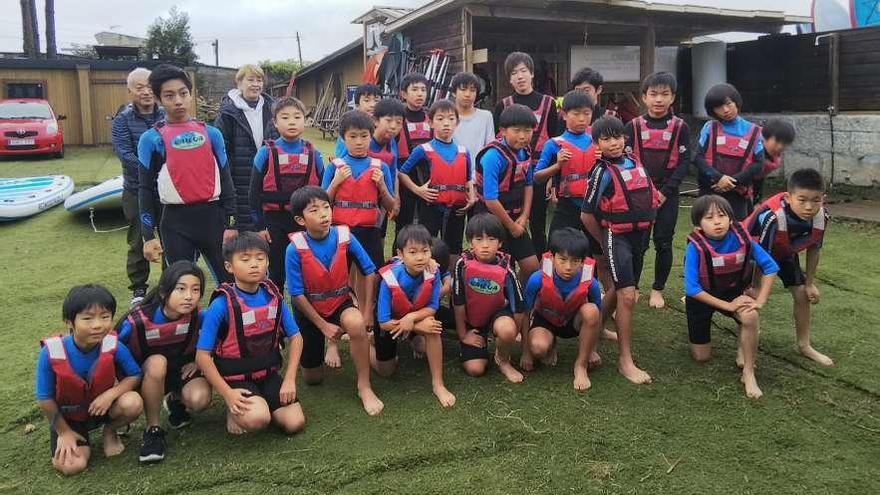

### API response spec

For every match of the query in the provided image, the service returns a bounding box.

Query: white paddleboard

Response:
[64,175,124,213]
[0,175,74,221]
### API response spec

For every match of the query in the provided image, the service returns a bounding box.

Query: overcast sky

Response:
[0,0,811,67]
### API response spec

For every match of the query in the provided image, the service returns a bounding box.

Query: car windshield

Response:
[0,102,53,120]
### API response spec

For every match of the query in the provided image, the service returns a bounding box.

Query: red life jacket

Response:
[125,305,198,367]
[367,139,395,170]
[534,252,596,327]
[379,263,437,319]
[552,136,597,199]
[260,139,319,212]
[756,153,782,180]
[461,251,511,327]
[42,334,118,423]
[289,226,352,317]
[597,158,659,233]
[687,222,752,295]
[705,121,761,198]
[630,115,683,185]
[475,140,531,217]
[211,281,283,382]
[398,112,432,160]
[746,192,826,258]
[331,158,382,228]
[155,120,219,204]
[502,94,554,154]
[424,142,469,207]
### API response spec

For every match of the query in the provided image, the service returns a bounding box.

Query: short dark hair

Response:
[222,231,269,261]
[640,71,677,95]
[148,64,192,101]
[428,99,458,120]
[449,72,480,92]
[691,194,736,226]
[431,237,451,274]
[272,96,307,117]
[561,90,595,112]
[339,110,375,135]
[374,98,406,120]
[704,83,743,119]
[394,224,433,252]
[499,103,537,128]
[62,284,117,322]
[465,213,505,240]
[504,52,534,77]
[788,168,825,193]
[548,228,590,259]
[354,84,382,105]
[762,118,796,145]
[401,73,429,92]
[290,185,330,218]
[570,67,603,90]
[591,115,625,141]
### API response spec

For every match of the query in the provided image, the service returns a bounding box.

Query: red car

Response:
[0,98,66,158]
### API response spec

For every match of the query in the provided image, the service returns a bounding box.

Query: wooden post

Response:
[463,7,473,73]
[639,25,656,82]
[829,33,839,115]
[75,65,94,145]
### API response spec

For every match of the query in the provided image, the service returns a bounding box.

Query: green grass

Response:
[1,130,879,494]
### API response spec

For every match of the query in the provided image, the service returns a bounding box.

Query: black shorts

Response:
[297,299,357,369]
[604,229,650,290]
[685,290,742,345]
[776,254,806,287]
[419,204,465,254]
[227,372,295,412]
[163,363,202,395]
[49,415,109,457]
[549,200,601,256]
[350,226,385,268]
[374,327,429,362]
[502,230,536,263]
[460,309,514,362]
[530,313,579,339]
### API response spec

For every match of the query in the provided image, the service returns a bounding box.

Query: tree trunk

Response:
[45,0,56,59]
[28,0,40,58]
[20,0,35,57]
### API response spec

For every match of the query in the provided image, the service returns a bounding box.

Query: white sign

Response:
[570,45,678,83]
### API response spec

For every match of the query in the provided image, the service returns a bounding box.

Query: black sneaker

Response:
[164,394,191,429]
[130,288,147,308]
[139,426,166,463]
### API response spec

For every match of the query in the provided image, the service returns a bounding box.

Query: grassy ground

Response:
[1,130,878,494]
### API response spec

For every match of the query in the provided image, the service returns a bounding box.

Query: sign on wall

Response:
[570,45,678,82]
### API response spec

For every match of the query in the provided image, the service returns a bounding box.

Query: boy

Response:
[453,213,526,383]
[138,64,237,282]
[286,186,385,415]
[568,67,617,124]
[450,72,495,159]
[196,233,305,434]
[475,104,540,284]
[395,73,434,237]
[493,52,560,255]
[36,285,143,476]
[754,118,795,203]
[368,98,406,225]
[521,228,603,391]
[399,99,475,267]
[334,83,383,157]
[746,168,833,367]
[372,224,456,408]
[625,71,691,309]
[580,116,659,385]
[250,96,324,293]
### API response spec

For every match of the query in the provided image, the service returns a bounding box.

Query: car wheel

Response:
[55,147,64,159]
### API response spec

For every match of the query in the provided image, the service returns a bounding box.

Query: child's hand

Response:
[223,388,253,416]
[416,180,439,203]
[509,222,526,238]
[143,239,163,263]
[548,185,558,204]
[457,195,477,215]
[257,229,272,244]
[320,322,344,341]
[54,430,85,465]
[805,283,821,304]
[390,198,401,218]
[556,148,572,163]
[461,329,484,347]
[222,229,238,245]
[331,166,352,187]
[88,390,115,417]
[730,295,756,313]
[279,378,297,406]
[371,167,384,185]
[413,316,443,335]
[362,310,375,332]
[713,175,736,192]
[180,362,199,380]
[657,191,666,206]
[398,314,416,334]
[544,181,554,200]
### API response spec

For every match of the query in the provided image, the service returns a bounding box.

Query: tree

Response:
[19,0,38,57]
[45,0,56,59]
[259,59,310,84]
[143,6,197,65]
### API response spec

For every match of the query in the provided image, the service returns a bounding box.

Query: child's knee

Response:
[142,355,168,379]
[617,288,637,307]
[529,335,552,357]
[239,408,272,432]
[374,360,397,378]
[462,359,487,377]
[114,391,143,418]
[53,453,88,476]
[276,405,306,434]
[790,285,808,302]
[579,304,601,325]
[302,367,324,385]
[182,381,212,412]
[341,309,366,338]
[738,308,759,327]
[690,344,712,362]
[493,318,518,342]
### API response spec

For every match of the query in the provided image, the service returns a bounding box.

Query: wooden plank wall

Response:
[838,27,880,111]
[0,69,84,144]
[403,9,465,76]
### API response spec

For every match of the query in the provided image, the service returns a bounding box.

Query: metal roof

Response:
[295,38,363,80]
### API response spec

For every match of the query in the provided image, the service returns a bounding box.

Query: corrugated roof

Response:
[295,38,363,80]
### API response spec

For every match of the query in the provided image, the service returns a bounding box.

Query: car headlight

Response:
[46,121,58,135]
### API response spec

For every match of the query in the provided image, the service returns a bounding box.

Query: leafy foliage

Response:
[143,6,197,65]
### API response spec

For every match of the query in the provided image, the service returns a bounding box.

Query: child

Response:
[399,99,476,267]
[431,237,455,329]
[117,260,211,463]
[36,285,143,476]
[395,73,434,238]
[250,97,324,293]
[493,52,560,255]
[580,116,659,385]
[286,186,385,415]
[685,195,779,399]
[475,103,540,284]
[694,83,765,221]
[372,224,456,408]
[452,213,525,383]
[450,72,495,159]
[521,228,603,391]
[754,118,795,203]
[334,83,383,157]
[569,67,617,124]
[625,71,691,309]
[138,64,237,282]
[746,168,833,367]
[196,233,305,434]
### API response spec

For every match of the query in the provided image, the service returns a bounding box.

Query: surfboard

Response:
[0,175,74,221]
[64,175,124,214]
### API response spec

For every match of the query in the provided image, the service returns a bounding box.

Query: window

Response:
[6,82,44,99]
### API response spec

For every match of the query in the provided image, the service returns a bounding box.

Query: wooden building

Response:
[292,39,364,109]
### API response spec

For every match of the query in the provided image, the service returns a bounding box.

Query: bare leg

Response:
[140,354,168,428]
[341,308,384,416]
[104,391,143,456]
[493,316,523,383]
[272,402,306,434]
[425,333,455,407]
[574,304,601,391]
[791,286,833,366]
[527,327,555,364]
[226,395,271,434]
[615,287,651,384]
[52,445,90,476]
[180,377,212,413]
[738,308,763,399]
[649,289,666,309]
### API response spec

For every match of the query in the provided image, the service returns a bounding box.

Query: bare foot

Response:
[649,289,666,309]
[741,372,763,399]
[324,341,342,369]
[494,354,524,383]
[736,347,745,369]
[226,413,246,434]
[680,296,686,304]
[573,365,592,391]
[634,290,641,303]
[433,385,456,408]
[798,345,834,367]
[602,328,618,342]
[588,351,602,369]
[540,346,558,367]
[411,335,426,360]
[358,387,385,416]
[102,427,125,457]
[618,362,652,384]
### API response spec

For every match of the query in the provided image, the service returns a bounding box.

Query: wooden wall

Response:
[0,68,84,144]
[295,48,364,110]
[403,9,465,75]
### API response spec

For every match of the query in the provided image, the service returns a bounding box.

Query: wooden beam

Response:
[75,64,93,146]
[463,7,473,72]
[640,25,656,81]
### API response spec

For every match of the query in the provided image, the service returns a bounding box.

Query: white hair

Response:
[126,67,151,88]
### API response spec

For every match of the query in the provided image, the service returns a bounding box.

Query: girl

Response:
[117,261,212,463]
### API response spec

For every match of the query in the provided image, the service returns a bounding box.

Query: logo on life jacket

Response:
[170,131,206,150]
[468,277,501,295]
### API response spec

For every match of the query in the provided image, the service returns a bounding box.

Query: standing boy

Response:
[334,83,383,157]
[395,73,434,237]
[569,67,617,124]
[450,72,495,159]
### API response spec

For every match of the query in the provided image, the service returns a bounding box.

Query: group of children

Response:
[37,54,832,475]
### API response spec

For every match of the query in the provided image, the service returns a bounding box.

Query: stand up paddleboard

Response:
[64,175,124,213]
[0,175,74,221]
